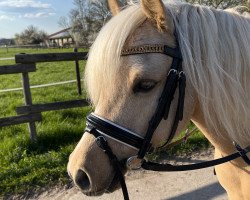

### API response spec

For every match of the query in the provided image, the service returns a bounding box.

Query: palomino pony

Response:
[68,0,250,199]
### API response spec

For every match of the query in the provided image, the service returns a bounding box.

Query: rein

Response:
[142,145,250,171]
[85,43,250,200]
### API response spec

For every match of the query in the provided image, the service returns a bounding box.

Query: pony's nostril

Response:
[75,169,91,191]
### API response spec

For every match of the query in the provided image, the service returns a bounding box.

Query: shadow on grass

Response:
[61,109,88,120]
[26,127,84,154]
[25,108,91,154]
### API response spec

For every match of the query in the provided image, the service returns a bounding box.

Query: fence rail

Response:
[0,113,42,127]
[0,63,36,75]
[0,63,36,74]
[16,99,89,115]
[0,48,89,141]
[15,52,88,63]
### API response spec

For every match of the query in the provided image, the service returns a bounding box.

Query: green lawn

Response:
[0,47,91,197]
[0,47,210,198]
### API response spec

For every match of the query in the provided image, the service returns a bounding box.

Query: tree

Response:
[59,0,126,47]
[60,0,249,47]
[185,0,248,9]
[15,25,47,45]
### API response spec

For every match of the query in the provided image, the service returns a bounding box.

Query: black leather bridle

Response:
[84,42,250,200]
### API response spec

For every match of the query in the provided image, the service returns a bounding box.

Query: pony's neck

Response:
[181,7,250,155]
[191,103,243,156]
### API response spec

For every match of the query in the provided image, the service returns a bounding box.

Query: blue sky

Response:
[0,0,75,38]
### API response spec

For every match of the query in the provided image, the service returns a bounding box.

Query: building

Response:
[46,28,74,47]
[0,38,15,46]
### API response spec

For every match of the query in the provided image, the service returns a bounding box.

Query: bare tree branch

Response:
[58,0,127,47]
[15,25,47,45]
[185,0,248,9]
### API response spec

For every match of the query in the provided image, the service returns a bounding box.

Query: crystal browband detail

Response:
[121,44,165,56]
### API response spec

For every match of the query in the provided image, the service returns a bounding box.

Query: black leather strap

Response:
[234,142,250,165]
[137,56,184,159]
[160,69,186,147]
[164,46,182,59]
[86,114,144,150]
[142,145,250,171]
[86,126,129,200]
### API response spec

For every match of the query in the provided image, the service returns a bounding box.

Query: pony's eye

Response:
[133,80,157,93]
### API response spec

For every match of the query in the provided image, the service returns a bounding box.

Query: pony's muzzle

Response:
[67,133,112,196]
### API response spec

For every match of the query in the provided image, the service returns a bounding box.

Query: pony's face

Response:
[67,3,196,197]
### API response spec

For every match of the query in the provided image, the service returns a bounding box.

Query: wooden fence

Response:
[0,48,89,141]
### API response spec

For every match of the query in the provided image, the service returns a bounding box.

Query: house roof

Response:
[47,28,71,39]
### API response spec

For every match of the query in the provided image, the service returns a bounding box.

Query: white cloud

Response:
[0,0,51,9]
[23,12,55,18]
[0,15,14,21]
[0,0,56,20]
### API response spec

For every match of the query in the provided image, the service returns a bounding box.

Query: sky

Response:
[0,0,75,38]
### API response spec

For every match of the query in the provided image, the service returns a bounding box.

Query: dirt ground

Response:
[32,148,227,200]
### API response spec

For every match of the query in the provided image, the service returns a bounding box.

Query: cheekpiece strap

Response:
[137,56,183,159]
[120,43,184,160]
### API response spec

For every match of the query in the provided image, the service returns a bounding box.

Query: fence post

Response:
[74,48,82,95]
[22,70,37,141]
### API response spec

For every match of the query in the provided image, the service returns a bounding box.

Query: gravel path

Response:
[35,149,227,200]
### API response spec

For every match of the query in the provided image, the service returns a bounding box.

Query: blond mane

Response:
[85,5,146,106]
[85,1,250,143]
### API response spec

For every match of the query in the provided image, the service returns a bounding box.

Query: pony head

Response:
[67,0,250,197]
[67,0,196,195]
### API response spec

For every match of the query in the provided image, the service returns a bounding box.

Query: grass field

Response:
[0,47,91,197]
[0,47,210,198]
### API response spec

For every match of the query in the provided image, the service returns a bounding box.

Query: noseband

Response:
[84,43,250,200]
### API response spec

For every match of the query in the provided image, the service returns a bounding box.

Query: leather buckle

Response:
[96,136,108,151]
[85,124,94,133]
[234,142,250,165]
[167,69,178,76]
[126,156,143,170]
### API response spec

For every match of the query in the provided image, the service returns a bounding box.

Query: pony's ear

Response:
[108,0,122,16]
[141,0,173,32]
